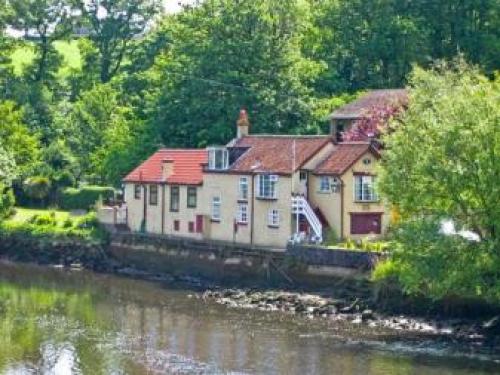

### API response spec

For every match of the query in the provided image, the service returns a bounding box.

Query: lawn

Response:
[7,208,71,224]
[10,40,82,76]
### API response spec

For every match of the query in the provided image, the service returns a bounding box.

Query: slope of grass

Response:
[10,40,82,76]
[7,208,71,224]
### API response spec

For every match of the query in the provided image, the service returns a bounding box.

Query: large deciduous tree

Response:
[74,0,161,83]
[7,0,72,83]
[149,0,324,148]
[379,62,499,244]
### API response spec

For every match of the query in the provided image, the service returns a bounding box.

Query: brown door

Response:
[350,213,382,235]
[195,215,204,233]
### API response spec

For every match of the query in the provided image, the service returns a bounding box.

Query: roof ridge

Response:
[243,134,331,139]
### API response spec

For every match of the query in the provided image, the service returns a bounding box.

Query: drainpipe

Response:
[142,184,147,233]
[161,184,165,235]
[339,176,344,240]
[250,173,255,246]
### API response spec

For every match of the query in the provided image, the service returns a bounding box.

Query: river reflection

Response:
[0,261,498,374]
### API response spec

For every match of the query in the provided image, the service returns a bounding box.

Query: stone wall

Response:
[287,245,384,270]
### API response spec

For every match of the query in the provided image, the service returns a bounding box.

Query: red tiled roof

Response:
[314,143,379,175]
[329,89,408,120]
[123,149,207,185]
[229,135,332,174]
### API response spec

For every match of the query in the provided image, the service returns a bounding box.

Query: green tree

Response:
[7,0,72,84]
[380,62,499,243]
[74,0,162,83]
[23,176,51,205]
[376,62,500,301]
[0,143,17,186]
[0,101,41,176]
[149,0,324,148]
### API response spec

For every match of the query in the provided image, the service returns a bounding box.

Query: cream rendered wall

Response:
[124,183,144,232]
[163,185,204,240]
[203,173,293,248]
[252,175,293,248]
[202,173,252,244]
[341,152,389,240]
[309,176,342,238]
[124,183,164,233]
[293,141,335,193]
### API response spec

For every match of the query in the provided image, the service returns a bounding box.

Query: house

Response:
[120,93,394,248]
[329,89,407,142]
[123,149,208,238]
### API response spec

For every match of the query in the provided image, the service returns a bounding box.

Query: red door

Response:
[350,213,382,235]
[195,215,204,233]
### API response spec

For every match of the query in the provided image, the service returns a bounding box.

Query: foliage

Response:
[28,211,57,226]
[74,0,162,83]
[7,0,72,84]
[0,101,41,176]
[0,143,17,186]
[23,176,51,203]
[58,186,115,210]
[149,0,325,148]
[373,218,500,302]
[379,62,500,246]
[342,103,406,145]
[0,185,15,220]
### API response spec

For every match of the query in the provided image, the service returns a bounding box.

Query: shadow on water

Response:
[0,261,498,374]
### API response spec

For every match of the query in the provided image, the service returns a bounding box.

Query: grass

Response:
[7,207,71,225]
[10,40,82,76]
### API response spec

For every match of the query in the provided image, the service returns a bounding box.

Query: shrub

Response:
[58,186,115,210]
[28,212,57,226]
[0,185,15,219]
[75,212,99,230]
[23,176,51,204]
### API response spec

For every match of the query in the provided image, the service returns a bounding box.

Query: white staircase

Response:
[291,195,323,243]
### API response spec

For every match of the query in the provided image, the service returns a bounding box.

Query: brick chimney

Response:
[237,109,250,138]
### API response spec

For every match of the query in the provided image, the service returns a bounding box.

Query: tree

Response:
[7,0,72,84]
[0,143,17,186]
[74,0,162,83]
[0,101,41,176]
[379,62,499,244]
[149,0,324,148]
[23,176,51,206]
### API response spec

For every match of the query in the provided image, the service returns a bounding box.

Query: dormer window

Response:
[208,147,229,170]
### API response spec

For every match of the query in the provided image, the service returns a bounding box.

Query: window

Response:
[134,184,141,199]
[170,186,180,212]
[299,171,307,181]
[239,177,248,200]
[188,221,195,233]
[174,220,180,231]
[354,175,378,202]
[331,177,341,193]
[208,147,229,170]
[319,176,330,192]
[257,174,278,199]
[268,209,280,227]
[149,185,158,205]
[237,203,248,224]
[187,186,197,208]
[211,196,221,221]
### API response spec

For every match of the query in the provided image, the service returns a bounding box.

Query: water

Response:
[0,262,498,375]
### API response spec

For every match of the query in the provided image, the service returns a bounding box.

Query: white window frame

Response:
[319,176,330,192]
[208,147,229,170]
[237,203,248,224]
[257,174,278,199]
[354,175,378,202]
[268,209,280,227]
[239,176,249,200]
[211,196,221,221]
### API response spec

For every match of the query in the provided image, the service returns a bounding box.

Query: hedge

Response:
[58,186,115,210]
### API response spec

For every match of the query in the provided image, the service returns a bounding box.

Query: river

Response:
[0,261,498,374]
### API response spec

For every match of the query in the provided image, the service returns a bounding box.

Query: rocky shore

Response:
[201,288,500,347]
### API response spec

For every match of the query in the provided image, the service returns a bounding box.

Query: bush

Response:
[58,186,115,210]
[0,185,15,220]
[28,212,57,226]
[23,176,51,204]
[373,218,500,303]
